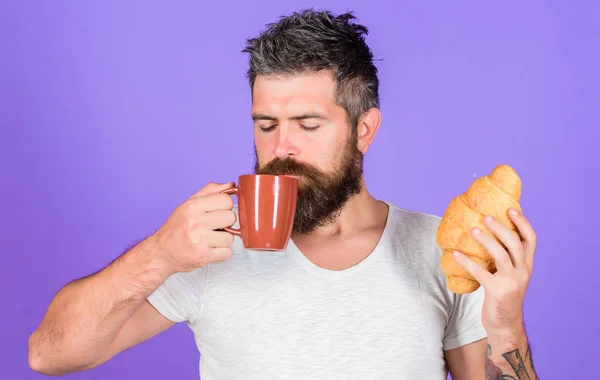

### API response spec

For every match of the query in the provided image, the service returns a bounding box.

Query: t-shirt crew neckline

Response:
[286,201,395,280]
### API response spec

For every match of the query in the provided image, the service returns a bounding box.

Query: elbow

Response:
[28,331,101,376]
[28,334,52,375]
[28,353,55,376]
[28,332,56,375]
[28,331,76,376]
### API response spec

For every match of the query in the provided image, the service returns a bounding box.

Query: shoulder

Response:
[386,201,442,262]
[384,202,454,301]
[385,201,485,326]
[388,202,442,236]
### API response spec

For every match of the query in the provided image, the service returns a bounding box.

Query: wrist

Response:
[486,323,527,349]
[143,233,178,277]
[109,237,175,300]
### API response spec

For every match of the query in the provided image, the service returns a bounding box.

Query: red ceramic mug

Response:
[220,174,298,250]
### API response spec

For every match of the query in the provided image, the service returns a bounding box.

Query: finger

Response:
[191,182,235,198]
[470,226,514,272]
[208,247,233,263]
[191,229,234,249]
[482,215,526,269]
[204,230,235,248]
[192,193,235,213]
[508,209,537,269]
[195,210,237,230]
[452,250,495,288]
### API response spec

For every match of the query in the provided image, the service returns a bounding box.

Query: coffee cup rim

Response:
[239,174,299,181]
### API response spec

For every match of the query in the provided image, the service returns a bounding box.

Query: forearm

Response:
[485,325,538,380]
[28,236,173,374]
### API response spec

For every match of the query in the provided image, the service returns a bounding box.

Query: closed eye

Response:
[259,125,277,133]
[300,125,319,132]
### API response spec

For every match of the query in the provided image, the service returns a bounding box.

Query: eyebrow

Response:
[251,112,327,122]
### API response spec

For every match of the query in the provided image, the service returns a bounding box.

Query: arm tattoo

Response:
[485,343,538,380]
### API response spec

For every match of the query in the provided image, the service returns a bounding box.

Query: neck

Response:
[291,182,388,240]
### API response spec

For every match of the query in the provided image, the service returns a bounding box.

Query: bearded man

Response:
[29,9,539,380]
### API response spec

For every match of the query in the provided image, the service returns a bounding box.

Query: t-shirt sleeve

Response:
[442,286,487,350]
[146,267,207,324]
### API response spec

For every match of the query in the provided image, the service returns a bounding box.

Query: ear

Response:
[356,107,382,154]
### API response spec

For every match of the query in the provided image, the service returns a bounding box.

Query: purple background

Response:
[1,1,598,379]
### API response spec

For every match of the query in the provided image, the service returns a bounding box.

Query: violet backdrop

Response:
[1,1,598,379]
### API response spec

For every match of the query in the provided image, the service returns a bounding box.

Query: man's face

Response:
[251,70,364,234]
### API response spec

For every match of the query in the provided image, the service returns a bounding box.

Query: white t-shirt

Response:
[147,201,487,379]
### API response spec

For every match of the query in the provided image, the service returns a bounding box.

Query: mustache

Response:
[256,157,322,179]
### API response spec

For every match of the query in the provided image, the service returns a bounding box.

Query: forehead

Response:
[251,70,338,115]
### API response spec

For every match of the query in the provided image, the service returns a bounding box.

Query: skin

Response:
[27,183,237,375]
[251,71,388,269]
[453,213,539,379]
[28,69,538,379]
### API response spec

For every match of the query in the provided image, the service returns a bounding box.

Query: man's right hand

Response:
[151,182,238,274]
[28,181,239,376]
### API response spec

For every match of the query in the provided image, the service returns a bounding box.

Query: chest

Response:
[192,258,448,376]
[292,232,383,271]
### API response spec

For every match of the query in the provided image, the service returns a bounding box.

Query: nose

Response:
[272,128,300,159]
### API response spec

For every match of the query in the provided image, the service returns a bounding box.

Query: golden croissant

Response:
[436,164,523,294]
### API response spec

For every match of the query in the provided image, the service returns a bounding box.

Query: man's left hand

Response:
[452,208,537,334]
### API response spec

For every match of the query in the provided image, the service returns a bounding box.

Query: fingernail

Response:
[453,251,461,258]
[509,208,519,216]
[472,227,481,235]
[483,215,493,223]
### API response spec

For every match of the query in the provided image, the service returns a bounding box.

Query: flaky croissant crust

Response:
[436,164,522,294]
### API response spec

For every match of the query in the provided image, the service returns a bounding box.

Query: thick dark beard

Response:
[254,135,364,234]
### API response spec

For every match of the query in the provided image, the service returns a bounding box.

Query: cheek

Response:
[307,137,343,171]
[254,133,274,159]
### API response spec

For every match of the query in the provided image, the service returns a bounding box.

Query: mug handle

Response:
[220,187,241,236]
